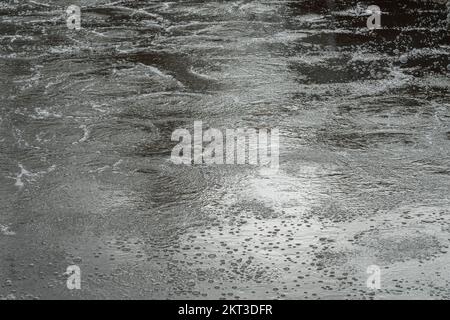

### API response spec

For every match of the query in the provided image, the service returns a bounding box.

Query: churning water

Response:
[0,0,449,299]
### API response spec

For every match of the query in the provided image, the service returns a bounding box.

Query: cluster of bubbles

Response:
[447,1,450,27]
[432,0,450,26]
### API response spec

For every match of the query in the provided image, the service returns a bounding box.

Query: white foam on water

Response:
[12,164,56,189]
[292,14,326,24]
[347,67,413,97]
[138,64,185,88]
[92,103,109,113]
[89,160,123,173]
[14,164,31,188]
[13,128,30,148]
[0,225,16,236]
[99,5,163,21]
[79,125,90,143]
[30,107,62,119]
[73,125,90,144]
[350,52,386,62]
[113,159,123,170]
[0,35,34,42]
[28,1,50,7]
[188,66,217,81]
[145,65,172,78]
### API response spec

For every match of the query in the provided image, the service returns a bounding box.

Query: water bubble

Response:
[187,279,196,287]
[399,55,408,64]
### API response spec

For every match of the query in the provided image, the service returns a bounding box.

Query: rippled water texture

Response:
[0,0,449,299]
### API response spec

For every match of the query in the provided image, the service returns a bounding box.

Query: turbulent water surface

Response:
[0,0,449,299]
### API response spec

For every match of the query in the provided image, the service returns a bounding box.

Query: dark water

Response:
[0,0,449,299]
